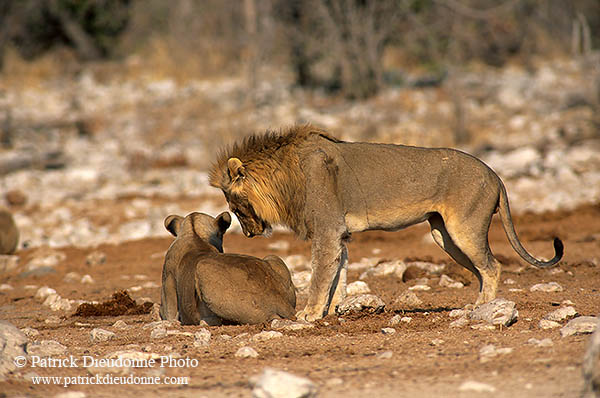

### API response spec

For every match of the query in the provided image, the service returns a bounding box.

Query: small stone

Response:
[539,319,561,329]
[90,328,115,343]
[270,319,314,331]
[43,294,72,311]
[530,282,563,292]
[449,309,468,318]
[0,321,28,377]
[381,328,396,335]
[326,377,344,386]
[45,315,61,325]
[560,316,598,337]
[86,251,106,266]
[450,317,470,328]
[408,284,431,291]
[543,306,577,322]
[5,189,27,206]
[389,315,402,326]
[347,280,371,295]
[503,278,516,285]
[471,323,496,331]
[378,351,393,359]
[150,327,167,339]
[335,294,385,315]
[143,320,174,330]
[26,340,68,357]
[26,250,66,270]
[393,291,423,309]
[250,367,318,398]
[112,320,128,329]
[81,274,94,284]
[63,272,81,282]
[35,286,57,302]
[0,283,13,291]
[267,240,290,252]
[20,327,40,338]
[235,346,259,358]
[431,339,445,346]
[359,260,406,280]
[193,329,211,347]
[527,338,554,347]
[252,331,283,342]
[469,298,518,327]
[459,381,497,393]
[439,274,464,288]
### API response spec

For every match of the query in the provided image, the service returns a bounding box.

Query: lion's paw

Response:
[296,307,324,322]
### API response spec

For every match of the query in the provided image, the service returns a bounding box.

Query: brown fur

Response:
[210,125,563,322]
[0,209,19,254]
[159,211,296,325]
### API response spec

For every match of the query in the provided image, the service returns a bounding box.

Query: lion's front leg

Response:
[297,229,347,322]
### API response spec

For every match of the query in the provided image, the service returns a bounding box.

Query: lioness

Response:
[0,208,19,254]
[159,211,296,325]
[209,125,563,322]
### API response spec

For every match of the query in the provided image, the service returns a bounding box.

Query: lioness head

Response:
[217,157,273,238]
[164,211,231,252]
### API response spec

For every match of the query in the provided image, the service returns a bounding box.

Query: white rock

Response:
[0,321,28,376]
[63,272,81,282]
[539,319,561,329]
[26,250,66,270]
[459,380,497,393]
[543,306,577,322]
[81,274,94,284]
[389,315,403,326]
[150,327,167,339]
[503,278,516,285]
[393,291,423,308]
[112,320,128,329]
[530,282,563,292]
[348,257,380,271]
[439,274,464,288]
[253,331,283,342]
[267,240,290,252]
[431,339,445,346]
[251,367,318,398]
[90,328,116,343]
[378,351,393,359]
[0,284,13,291]
[450,317,470,328]
[408,284,431,291]
[469,298,518,326]
[236,346,259,358]
[335,294,385,315]
[381,328,396,335]
[35,286,57,302]
[193,329,211,347]
[270,319,314,331]
[449,309,469,318]
[27,340,68,357]
[283,255,308,270]
[292,271,311,290]
[85,251,106,266]
[20,327,40,338]
[359,260,406,280]
[347,281,371,296]
[561,316,598,338]
[527,338,554,347]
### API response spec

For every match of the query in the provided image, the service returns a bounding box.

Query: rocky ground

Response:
[0,54,599,397]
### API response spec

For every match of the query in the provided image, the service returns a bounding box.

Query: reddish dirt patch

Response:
[0,204,599,397]
[73,291,152,317]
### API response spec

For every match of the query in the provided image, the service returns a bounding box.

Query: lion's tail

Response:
[497,183,563,268]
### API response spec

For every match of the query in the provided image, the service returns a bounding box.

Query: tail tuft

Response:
[553,237,564,260]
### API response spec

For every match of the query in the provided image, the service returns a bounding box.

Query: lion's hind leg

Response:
[428,213,500,306]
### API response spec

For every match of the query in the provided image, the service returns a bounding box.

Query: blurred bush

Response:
[1,0,598,98]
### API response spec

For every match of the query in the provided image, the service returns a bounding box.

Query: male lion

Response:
[159,211,296,325]
[0,208,19,254]
[209,125,563,322]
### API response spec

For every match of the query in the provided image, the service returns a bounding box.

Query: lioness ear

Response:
[227,158,245,181]
[164,215,183,237]
[216,212,231,233]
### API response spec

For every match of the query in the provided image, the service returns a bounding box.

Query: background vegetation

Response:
[1,0,598,98]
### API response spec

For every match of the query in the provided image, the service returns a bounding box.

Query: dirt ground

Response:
[1,201,599,398]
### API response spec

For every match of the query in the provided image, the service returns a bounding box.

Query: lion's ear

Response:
[215,212,231,233]
[164,215,183,237]
[227,158,245,181]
